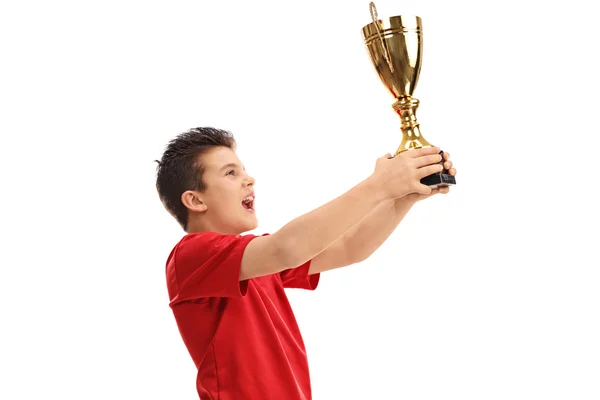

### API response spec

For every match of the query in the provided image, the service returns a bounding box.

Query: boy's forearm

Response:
[271,177,386,269]
[340,196,415,264]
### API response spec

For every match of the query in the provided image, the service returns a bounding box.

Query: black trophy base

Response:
[421,172,456,188]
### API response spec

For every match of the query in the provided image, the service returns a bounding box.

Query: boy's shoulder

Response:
[169,231,268,265]
[177,231,268,246]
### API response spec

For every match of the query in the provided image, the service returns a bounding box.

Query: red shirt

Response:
[165,232,320,400]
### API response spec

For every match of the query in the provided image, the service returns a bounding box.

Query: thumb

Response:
[382,152,393,160]
[415,184,433,196]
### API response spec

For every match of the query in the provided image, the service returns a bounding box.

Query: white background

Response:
[1,0,599,399]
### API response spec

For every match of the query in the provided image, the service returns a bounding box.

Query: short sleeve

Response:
[166,232,256,305]
[279,261,320,290]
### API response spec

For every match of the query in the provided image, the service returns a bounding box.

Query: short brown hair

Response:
[155,127,236,230]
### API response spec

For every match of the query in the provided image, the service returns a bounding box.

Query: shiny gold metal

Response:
[362,6,434,155]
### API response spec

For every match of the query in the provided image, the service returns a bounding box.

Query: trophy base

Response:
[421,172,456,188]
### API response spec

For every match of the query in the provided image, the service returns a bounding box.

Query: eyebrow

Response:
[219,163,245,171]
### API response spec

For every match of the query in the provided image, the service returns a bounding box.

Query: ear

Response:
[181,190,208,213]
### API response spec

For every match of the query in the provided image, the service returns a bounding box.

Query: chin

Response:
[235,215,258,234]
[245,217,259,231]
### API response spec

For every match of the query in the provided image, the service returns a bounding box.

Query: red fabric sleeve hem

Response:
[280,260,320,290]
[169,233,256,303]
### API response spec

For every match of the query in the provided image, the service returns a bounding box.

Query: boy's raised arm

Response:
[239,147,443,281]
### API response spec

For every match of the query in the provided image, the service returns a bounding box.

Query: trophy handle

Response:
[369,2,394,73]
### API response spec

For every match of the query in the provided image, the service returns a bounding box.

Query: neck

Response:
[186,217,241,235]
[186,218,215,234]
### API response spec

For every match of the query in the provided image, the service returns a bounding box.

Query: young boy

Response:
[155,127,456,400]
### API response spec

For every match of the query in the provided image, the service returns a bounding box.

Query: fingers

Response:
[415,184,433,195]
[442,155,457,176]
[417,163,444,179]
[418,184,450,196]
[404,147,451,161]
[403,146,440,158]
[413,150,456,179]
[441,154,457,176]
[414,184,432,195]
[415,153,443,168]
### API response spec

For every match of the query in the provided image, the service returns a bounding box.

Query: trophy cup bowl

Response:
[362,13,456,187]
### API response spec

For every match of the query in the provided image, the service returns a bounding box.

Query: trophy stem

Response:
[392,96,434,155]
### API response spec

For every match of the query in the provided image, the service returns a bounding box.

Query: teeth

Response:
[243,196,254,203]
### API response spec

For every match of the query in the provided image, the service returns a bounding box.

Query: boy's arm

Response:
[307,196,417,274]
[240,177,385,280]
[308,153,456,274]
[239,148,443,280]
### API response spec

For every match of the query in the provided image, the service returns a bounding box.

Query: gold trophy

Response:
[361,2,456,187]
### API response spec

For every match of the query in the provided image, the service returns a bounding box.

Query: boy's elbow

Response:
[270,234,309,272]
[240,235,298,280]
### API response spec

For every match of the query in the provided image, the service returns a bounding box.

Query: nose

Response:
[245,174,255,187]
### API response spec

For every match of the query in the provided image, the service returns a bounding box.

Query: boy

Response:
[155,127,456,399]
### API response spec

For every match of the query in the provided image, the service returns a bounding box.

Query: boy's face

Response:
[195,146,258,234]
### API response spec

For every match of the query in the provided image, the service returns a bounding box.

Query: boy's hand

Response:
[404,151,457,203]
[371,146,444,200]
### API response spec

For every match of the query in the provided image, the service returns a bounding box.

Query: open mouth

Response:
[242,195,255,213]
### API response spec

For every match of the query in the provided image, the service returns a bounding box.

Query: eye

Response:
[226,170,235,176]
